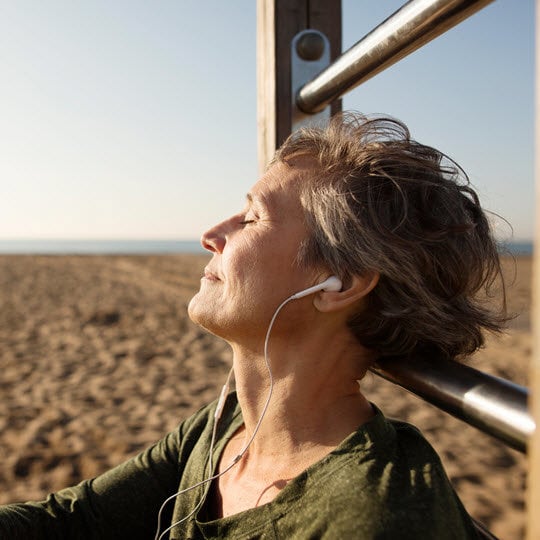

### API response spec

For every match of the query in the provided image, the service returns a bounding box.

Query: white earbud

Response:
[290,276,342,300]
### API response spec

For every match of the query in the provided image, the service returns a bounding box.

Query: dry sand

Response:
[0,254,531,538]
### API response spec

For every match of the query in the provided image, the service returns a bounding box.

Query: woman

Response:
[1,114,503,538]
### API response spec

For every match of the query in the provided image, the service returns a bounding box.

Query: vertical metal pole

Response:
[256,0,277,176]
[256,0,341,174]
[527,1,540,537]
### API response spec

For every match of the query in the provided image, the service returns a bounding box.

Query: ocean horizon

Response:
[0,239,206,255]
[0,239,534,255]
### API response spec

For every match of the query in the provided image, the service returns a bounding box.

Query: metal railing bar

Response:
[370,354,534,453]
[297,0,494,114]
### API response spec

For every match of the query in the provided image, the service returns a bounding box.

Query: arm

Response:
[0,427,182,539]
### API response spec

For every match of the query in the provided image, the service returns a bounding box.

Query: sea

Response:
[0,239,533,255]
[0,239,206,254]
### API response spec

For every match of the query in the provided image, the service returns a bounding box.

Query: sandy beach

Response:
[0,254,530,538]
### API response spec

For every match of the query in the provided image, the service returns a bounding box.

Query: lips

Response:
[203,268,221,281]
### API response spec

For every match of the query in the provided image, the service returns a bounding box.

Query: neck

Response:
[228,328,375,461]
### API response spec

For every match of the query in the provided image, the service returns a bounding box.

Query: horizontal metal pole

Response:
[297,0,494,113]
[370,355,534,453]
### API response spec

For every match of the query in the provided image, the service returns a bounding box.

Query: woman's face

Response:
[188,157,322,344]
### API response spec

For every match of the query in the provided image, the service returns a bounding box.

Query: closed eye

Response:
[239,219,255,225]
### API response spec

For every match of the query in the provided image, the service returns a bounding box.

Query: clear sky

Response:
[0,1,534,242]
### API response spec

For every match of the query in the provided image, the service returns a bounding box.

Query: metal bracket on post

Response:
[291,29,331,132]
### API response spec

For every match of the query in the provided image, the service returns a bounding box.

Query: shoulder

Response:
[306,407,478,539]
[312,408,447,495]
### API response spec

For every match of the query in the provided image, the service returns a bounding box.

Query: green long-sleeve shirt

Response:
[0,395,478,539]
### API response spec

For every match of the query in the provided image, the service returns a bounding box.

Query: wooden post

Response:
[256,0,342,174]
[527,2,540,537]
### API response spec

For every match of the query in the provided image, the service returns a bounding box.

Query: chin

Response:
[187,292,203,325]
[188,292,221,335]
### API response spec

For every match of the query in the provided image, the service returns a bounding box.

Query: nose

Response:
[201,220,227,253]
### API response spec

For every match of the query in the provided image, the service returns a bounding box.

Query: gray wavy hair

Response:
[275,113,507,361]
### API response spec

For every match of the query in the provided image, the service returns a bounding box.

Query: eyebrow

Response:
[246,192,273,214]
[246,192,265,206]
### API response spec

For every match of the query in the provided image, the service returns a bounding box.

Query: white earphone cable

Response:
[153,294,295,539]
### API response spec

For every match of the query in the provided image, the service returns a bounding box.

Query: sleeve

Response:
[0,423,186,540]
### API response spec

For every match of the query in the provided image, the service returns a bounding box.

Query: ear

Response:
[313,272,379,313]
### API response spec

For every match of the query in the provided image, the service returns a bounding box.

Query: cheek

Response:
[223,226,308,294]
[222,240,258,286]
[223,241,283,300]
